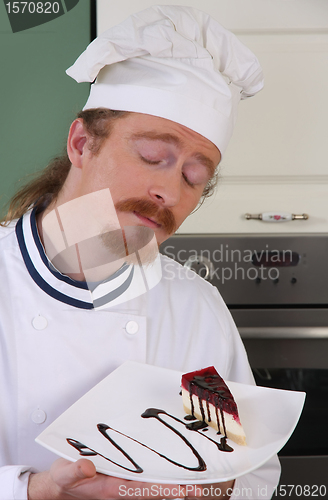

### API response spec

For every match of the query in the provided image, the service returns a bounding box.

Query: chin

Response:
[154,232,169,247]
[157,228,177,245]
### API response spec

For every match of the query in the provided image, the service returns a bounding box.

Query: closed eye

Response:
[182,173,195,188]
[139,152,210,188]
[139,155,162,165]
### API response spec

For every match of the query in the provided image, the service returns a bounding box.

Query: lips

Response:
[115,198,177,235]
[134,212,161,229]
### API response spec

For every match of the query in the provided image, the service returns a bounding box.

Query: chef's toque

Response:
[66,5,264,155]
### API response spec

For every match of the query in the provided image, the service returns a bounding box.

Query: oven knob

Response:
[184,255,214,281]
[291,277,297,284]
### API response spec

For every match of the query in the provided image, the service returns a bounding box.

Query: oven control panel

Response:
[160,234,328,306]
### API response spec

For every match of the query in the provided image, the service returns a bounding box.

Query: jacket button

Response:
[32,315,48,330]
[31,409,47,424]
[125,321,139,335]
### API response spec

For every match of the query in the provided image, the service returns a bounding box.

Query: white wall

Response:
[97,0,328,233]
[97,1,328,33]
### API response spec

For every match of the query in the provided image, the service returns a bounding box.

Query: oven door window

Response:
[252,368,328,456]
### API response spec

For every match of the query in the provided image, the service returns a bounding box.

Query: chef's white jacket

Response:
[0,211,280,499]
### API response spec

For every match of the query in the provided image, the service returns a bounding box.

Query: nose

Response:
[148,170,182,207]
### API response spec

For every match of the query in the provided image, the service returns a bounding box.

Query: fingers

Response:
[50,458,185,499]
[30,459,234,500]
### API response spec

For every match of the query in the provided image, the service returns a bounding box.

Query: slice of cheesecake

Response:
[181,366,246,446]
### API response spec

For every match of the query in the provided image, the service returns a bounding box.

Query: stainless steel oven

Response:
[160,234,328,499]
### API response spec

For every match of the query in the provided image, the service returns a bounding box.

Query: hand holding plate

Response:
[28,458,184,499]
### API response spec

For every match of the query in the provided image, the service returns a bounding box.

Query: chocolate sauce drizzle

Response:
[141,408,206,471]
[187,374,234,452]
[184,414,197,421]
[185,418,233,453]
[66,406,233,475]
[67,431,143,474]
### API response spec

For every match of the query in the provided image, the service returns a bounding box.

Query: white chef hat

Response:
[66,5,263,155]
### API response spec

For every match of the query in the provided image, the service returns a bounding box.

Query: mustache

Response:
[115,198,177,235]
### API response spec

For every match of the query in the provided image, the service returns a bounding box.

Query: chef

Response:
[0,5,280,500]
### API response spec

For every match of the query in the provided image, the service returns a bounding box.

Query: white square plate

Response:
[36,361,305,484]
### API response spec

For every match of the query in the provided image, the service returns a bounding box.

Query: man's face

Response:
[77,113,221,245]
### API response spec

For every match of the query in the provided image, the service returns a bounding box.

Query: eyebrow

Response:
[130,132,217,178]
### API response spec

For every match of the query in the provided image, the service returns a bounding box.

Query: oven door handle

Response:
[239,326,328,339]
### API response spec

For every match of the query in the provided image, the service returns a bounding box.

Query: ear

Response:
[67,119,89,169]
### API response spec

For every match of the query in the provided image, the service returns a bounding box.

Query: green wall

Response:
[0,1,92,214]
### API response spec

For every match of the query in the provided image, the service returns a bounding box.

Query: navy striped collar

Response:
[15,209,135,309]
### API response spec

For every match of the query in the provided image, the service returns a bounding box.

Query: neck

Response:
[36,209,87,282]
[36,205,126,283]
[35,167,127,282]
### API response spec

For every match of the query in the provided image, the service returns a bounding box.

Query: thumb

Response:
[74,459,97,479]
[51,458,97,488]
